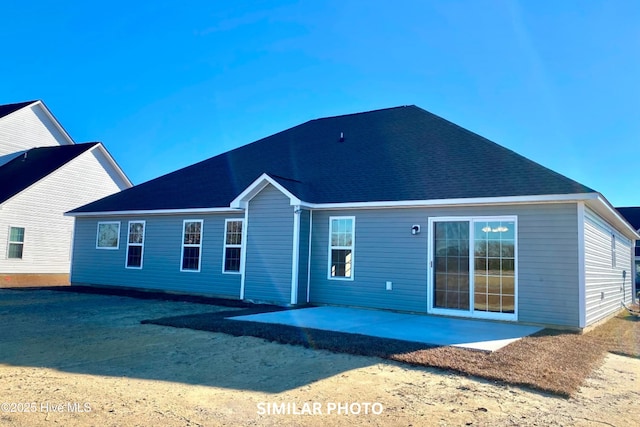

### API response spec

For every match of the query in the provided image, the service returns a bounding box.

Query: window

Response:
[611,234,616,268]
[126,221,145,269]
[329,217,355,279]
[7,227,25,259]
[96,222,120,249]
[181,220,203,272]
[223,219,243,273]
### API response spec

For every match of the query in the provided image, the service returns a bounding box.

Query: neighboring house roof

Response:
[0,143,99,204]
[71,105,595,214]
[0,100,37,119]
[616,207,640,231]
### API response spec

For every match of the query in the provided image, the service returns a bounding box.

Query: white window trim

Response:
[96,221,121,250]
[327,216,356,281]
[125,220,146,270]
[180,219,203,272]
[7,226,25,260]
[222,218,244,274]
[427,215,518,322]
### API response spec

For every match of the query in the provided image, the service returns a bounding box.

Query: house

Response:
[66,106,637,330]
[0,100,132,286]
[614,207,640,296]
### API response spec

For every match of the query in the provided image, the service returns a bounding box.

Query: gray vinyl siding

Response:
[297,209,311,304]
[584,207,633,325]
[71,213,243,298]
[310,203,580,327]
[243,184,293,304]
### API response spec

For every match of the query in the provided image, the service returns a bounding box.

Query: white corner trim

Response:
[306,210,313,303]
[290,206,301,305]
[577,202,586,329]
[239,209,249,300]
[230,173,301,209]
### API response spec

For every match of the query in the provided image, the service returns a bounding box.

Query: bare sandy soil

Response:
[0,289,638,426]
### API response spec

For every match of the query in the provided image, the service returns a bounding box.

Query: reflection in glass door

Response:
[433,221,470,310]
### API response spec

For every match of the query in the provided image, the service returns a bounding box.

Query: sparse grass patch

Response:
[144,306,640,397]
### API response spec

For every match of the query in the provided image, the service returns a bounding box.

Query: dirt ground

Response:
[0,289,638,426]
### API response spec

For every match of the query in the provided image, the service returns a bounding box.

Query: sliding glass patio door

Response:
[429,217,517,321]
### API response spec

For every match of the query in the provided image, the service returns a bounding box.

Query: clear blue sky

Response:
[2,1,639,206]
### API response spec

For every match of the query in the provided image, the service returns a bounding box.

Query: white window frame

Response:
[125,221,146,269]
[96,221,121,250]
[327,216,355,281]
[222,219,244,274]
[180,219,203,272]
[427,215,518,322]
[7,226,25,259]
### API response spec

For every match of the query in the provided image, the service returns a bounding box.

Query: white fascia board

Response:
[65,207,243,217]
[88,143,134,188]
[230,173,301,208]
[586,194,640,240]
[300,192,600,210]
[33,100,75,145]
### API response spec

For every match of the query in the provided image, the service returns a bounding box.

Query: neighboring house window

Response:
[96,222,120,249]
[611,234,616,268]
[7,227,25,259]
[126,221,145,269]
[223,219,243,273]
[329,216,355,279]
[181,220,203,272]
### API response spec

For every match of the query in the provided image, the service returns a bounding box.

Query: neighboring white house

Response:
[0,100,132,286]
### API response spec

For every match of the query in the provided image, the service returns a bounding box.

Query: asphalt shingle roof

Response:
[0,143,98,204]
[70,105,595,213]
[0,101,36,119]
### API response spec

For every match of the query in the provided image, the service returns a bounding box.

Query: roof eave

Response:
[300,192,601,210]
[89,143,133,188]
[229,173,302,209]
[65,207,243,217]
[32,101,75,145]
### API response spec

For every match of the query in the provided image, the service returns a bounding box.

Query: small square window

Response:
[96,222,120,249]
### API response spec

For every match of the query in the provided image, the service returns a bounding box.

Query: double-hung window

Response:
[223,219,243,273]
[126,221,145,269]
[329,216,355,279]
[181,220,203,272]
[7,227,25,259]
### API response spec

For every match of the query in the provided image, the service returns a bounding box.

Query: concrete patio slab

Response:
[231,306,542,351]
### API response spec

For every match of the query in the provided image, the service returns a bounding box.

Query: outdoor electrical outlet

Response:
[386,281,392,290]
